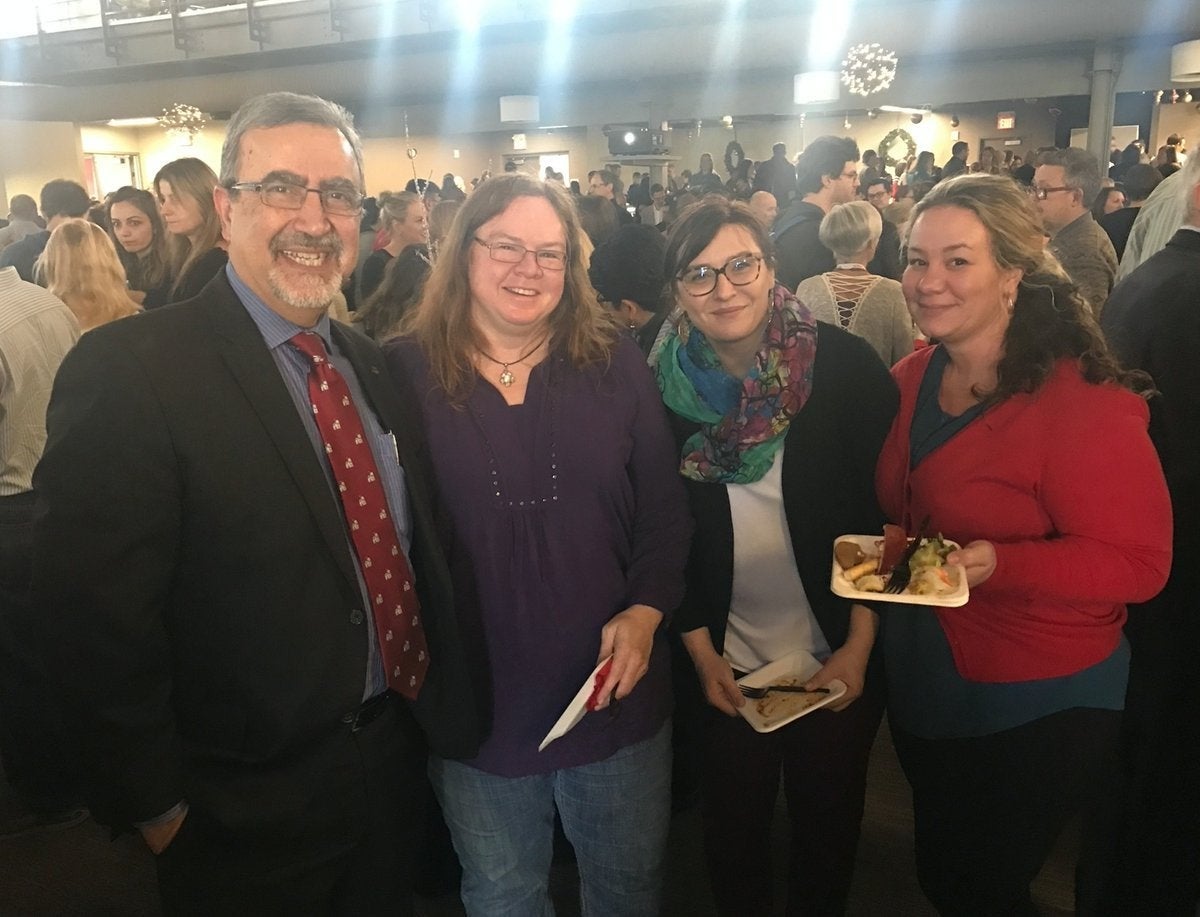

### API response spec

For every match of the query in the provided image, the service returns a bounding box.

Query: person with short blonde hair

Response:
[796,201,914,364]
[39,218,140,331]
[819,198,882,261]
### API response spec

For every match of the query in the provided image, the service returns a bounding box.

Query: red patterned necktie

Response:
[290,331,429,699]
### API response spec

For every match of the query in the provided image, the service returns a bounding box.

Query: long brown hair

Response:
[903,174,1150,401]
[154,157,223,297]
[41,219,140,331]
[404,173,618,402]
[106,186,171,294]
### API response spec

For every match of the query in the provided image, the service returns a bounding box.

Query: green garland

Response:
[878,128,917,170]
[724,140,745,175]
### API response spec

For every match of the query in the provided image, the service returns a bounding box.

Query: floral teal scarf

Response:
[656,284,818,484]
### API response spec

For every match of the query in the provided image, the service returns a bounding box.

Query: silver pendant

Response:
[499,368,516,386]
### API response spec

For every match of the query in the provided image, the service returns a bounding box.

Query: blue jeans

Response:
[429,722,671,917]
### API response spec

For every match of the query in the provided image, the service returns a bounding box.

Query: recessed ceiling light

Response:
[106,117,160,127]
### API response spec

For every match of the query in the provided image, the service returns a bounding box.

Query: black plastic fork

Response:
[883,515,931,594]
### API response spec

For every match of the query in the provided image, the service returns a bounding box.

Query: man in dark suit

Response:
[861,175,903,280]
[1092,153,1200,915]
[31,91,481,915]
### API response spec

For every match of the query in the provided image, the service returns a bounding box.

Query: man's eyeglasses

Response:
[677,254,763,296]
[227,181,364,215]
[473,237,568,271]
[1031,185,1074,201]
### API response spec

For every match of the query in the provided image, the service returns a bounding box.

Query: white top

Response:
[723,446,830,673]
[0,266,80,495]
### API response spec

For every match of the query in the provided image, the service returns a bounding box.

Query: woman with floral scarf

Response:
[657,198,897,915]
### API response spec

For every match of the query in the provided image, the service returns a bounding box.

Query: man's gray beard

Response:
[268,267,343,312]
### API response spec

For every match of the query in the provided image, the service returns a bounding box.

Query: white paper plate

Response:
[735,650,847,734]
[538,655,614,752]
[830,534,969,608]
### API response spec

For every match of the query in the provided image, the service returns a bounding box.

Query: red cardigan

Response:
[875,347,1172,682]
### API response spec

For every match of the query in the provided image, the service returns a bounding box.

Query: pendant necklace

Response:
[478,332,549,387]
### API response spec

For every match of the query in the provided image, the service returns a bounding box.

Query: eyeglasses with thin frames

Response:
[677,253,764,296]
[227,180,364,215]
[1031,185,1075,201]
[473,237,568,271]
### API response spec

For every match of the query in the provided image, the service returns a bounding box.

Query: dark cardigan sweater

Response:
[666,322,898,655]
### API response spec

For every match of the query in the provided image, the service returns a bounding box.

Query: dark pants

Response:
[892,707,1122,917]
[1089,584,1200,915]
[155,696,426,916]
[700,679,885,917]
[0,491,82,812]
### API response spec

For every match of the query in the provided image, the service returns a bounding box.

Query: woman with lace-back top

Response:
[796,200,915,365]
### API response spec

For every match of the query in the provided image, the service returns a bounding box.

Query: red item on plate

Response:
[878,523,908,575]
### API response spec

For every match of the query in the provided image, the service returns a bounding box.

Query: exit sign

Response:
[996,112,1016,130]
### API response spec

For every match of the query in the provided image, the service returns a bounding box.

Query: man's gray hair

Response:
[219,91,364,189]
[1038,147,1102,205]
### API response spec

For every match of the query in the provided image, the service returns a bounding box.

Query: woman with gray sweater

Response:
[796,200,915,365]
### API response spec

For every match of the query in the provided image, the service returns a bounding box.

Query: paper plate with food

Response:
[735,650,847,734]
[830,526,969,607]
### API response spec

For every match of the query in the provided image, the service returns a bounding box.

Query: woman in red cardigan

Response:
[875,174,1172,915]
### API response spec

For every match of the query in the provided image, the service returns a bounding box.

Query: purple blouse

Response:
[385,336,692,777]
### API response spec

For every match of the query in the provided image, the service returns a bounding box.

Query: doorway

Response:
[84,152,142,199]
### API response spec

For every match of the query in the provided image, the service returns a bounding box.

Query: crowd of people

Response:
[0,90,1196,917]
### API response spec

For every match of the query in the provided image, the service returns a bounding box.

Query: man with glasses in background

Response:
[774,135,860,290]
[31,91,480,914]
[1033,147,1118,315]
[861,175,903,280]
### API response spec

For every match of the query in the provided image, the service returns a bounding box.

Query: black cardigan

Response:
[667,323,898,654]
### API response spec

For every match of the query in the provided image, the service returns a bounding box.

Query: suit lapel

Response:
[204,277,361,592]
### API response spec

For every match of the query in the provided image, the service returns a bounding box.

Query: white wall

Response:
[0,121,85,214]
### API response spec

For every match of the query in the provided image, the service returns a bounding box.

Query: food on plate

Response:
[752,677,829,726]
[834,540,866,570]
[834,532,958,597]
[841,559,878,582]
[878,523,909,575]
[853,574,887,593]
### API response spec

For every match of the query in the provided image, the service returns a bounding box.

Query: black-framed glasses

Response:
[677,253,763,295]
[1031,185,1074,200]
[227,180,364,215]
[473,237,567,271]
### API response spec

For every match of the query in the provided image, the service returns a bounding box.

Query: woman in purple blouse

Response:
[384,174,691,916]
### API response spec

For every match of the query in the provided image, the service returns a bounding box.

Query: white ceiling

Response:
[1,0,1196,130]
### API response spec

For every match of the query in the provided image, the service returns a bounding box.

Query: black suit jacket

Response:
[774,201,835,291]
[868,219,904,281]
[1103,229,1200,566]
[31,272,482,834]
